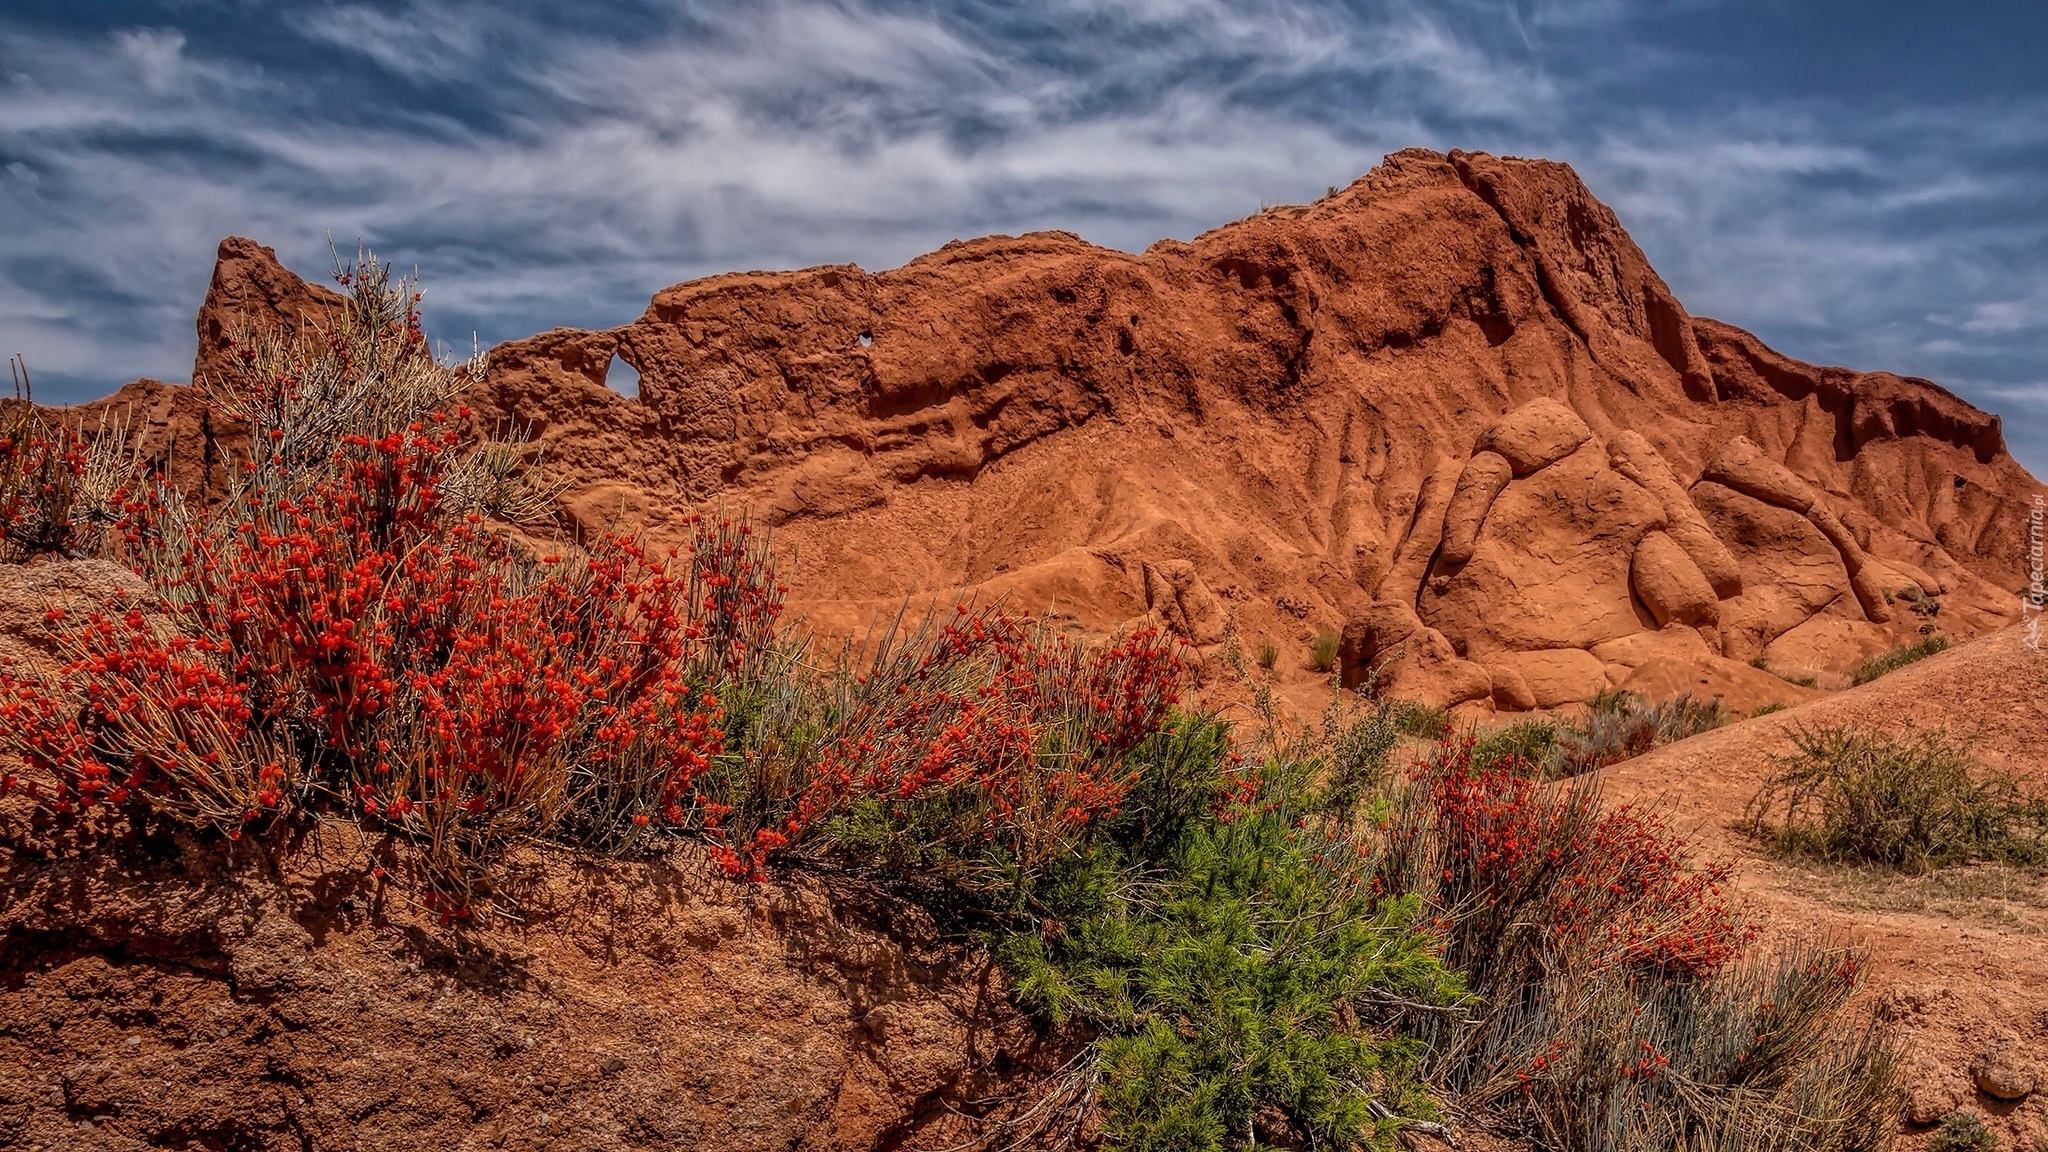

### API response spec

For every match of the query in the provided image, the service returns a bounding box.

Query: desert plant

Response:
[1375,739,1902,1152]
[1377,739,1754,987]
[1255,636,1279,671]
[1319,694,1404,817]
[1746,725,2048,871]
[1552,691,1729,776]
[695,603,1189,889]
[1461,941,1901,1152]
[1928,1112,1996,1152]
[1390,700,1455,740]
[1753,701,1789,717]
[1471,718,1559,775]
[0,356,98,562]
[1310,624,1340,673]
[0,250,747,915]
[1002,719,1461,1152]
[1851,635,1952,685]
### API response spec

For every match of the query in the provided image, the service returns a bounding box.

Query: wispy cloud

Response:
[0,1,2042,472]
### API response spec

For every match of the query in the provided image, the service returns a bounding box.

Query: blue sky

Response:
[2,1,2043,473]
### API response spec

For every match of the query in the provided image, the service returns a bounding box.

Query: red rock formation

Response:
[120,149,2048,705]
[0,824,1062,1151]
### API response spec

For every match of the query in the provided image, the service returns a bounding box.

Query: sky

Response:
[2,1,2043,474]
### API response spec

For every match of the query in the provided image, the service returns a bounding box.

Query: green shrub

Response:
[1746,725,2048,871]
[1256,637,1279,671]
[1319,696,1404,818]
[1310,624,1341,674]
[1471,719,1558,775]
[1929,1111,1996,1152]
[1003,717,1461,1152]
[1390,700,1455,740]
[1851,635,1952,685]
[1753,701,1789,717]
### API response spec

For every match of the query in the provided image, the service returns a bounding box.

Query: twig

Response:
[1368,1097,1456,1147]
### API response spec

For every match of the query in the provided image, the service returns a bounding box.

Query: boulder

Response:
[1590,626,1715,670]
[1492,648,1609,709]
[1608,432,1742,597]
[1631,530,1720,628]
[1371,625,1494,709]
[1440,451,1513,566]
[1690,482,1853,660]
[1340,599,1426,680]
[1476,397,1593,476]
[1422,442,1666,658]
[1701,436,1817,512]
[1762,614,1893,677]
[1618,654,1824,714]
[1487,663,1538,711]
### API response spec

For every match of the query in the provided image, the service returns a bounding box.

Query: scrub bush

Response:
[1850,636,1952,685]
[1746,725,2048,871]
[1552,690,1729,776]
[1000,714,1462,1152]
[1377,739,1901,1152]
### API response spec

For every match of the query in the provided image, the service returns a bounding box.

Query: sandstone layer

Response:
[89,149,2045,711]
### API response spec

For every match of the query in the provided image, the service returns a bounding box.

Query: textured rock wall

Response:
[83,148,2048,706]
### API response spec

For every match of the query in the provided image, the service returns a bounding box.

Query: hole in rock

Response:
[604,352,640,400]
[858,332,873,347]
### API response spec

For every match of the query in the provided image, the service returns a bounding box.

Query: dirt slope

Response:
[0,832,1067,1152]
[1601,625,2048,1143]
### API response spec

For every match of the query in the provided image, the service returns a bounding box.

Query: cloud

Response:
[114,27,189,93]
[1951,300,2044,337]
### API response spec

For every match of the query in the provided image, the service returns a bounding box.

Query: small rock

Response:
[1971,1044,2036,1101]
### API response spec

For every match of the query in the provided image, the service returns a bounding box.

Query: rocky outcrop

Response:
[89,148,2046,708]
[0,823,1066,1152]
[193,236,347,389]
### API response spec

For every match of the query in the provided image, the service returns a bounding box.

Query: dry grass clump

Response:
[1309,624,1340,673]
[1463,690,1729,779]
[1750,655,1821,688]
[1255,636,1279,671]
[1927,1112,1996,1152]
[1850,635,1951,685]
[1745,725,2048,872]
